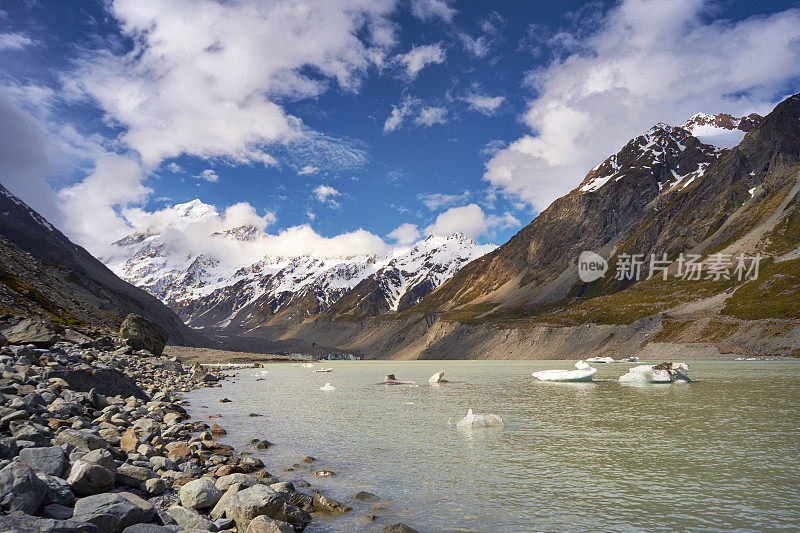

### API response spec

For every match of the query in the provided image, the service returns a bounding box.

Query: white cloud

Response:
[480,139,505,158]
[166,162,181,173]
[313,184,341,207]
[410,0,456,23]
[464,93,504,115]
[417,191,469,210]
[415,106,448,126]
[58,154,151,255]
[384,97,448,132]
[0,33,35,50]
[423,203,520,239]
[110,199,391,265]
[66,0,398,168]
[387,222,421,244]
[395,43,445,78]
[298,165,319,175]
[194,169,219,182]
[484,0,800,212]
[458,33,489,57]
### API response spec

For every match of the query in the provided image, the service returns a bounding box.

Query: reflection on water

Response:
[187,360,800,532]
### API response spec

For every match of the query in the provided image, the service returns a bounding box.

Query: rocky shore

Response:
[0,314,416,533]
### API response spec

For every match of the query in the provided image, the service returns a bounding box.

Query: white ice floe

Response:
[586,356,615,363]
[456,408,503,429]
[320,383,335,391]
[619,362,691,384]
[304,363,314,368]
[259,370,269,374]
[428,371,448,384]
[532,360,597,382]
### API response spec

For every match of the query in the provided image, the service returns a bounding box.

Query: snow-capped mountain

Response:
[578,112,763,196]
[106,209,494,330]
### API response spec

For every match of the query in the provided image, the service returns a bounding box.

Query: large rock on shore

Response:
[120,314,168,356]
[180,477,223,510]
[18,446,68,477]
[2,318,60,348]
[246,515,294,533]
[51,368,148,401]
[225,485,311,531]
[0,462,49,514]
[67,460,116,496]
[72,492,155,533]
[0,512,100,533]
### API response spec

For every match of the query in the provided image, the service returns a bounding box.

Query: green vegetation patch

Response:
[723,258,800,320]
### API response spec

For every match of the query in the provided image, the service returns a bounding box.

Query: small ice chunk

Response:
[320,383,335,391]
[305,363,314,368]
[586,356,614,363]
[456,408,503,428]
[260,370,269,374]
[619,362,691,384]
[428,371,448,384]
[532,360,597,382]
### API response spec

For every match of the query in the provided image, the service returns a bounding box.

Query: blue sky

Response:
[1,0,800,257]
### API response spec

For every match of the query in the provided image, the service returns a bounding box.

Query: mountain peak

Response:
[681,112,763,148]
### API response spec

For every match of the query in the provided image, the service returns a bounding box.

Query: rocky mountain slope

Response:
[0,184,207,346]
[107,218,494,331]
[289,100,800,359]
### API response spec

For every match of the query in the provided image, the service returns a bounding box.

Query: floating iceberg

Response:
[619,362,691,384]
[304,363,314,368]
[532,360,597,382]
[377,374,416,386]
[428,371,449,384]
[586,356,615,363]
[259,370,270,375]
[456,409,503,428]
[320,383,335,391]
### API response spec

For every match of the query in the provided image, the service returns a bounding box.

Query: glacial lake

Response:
[186,360,800,532]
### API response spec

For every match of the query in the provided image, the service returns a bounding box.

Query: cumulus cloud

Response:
[387,222,421,244]
[108,199,390,266]
[417,191,469,210]
[410,0,456,23]
[66,0,398,168]
[166,162,181,173]
[484,0,800,212]
[395,43,445,78]
[58,154,151,255]
[383,96,417,132]
[463,93,504,115]
[194,169,219,182]
[424,203,520,239]
[298,165,319,175]
[0,33,35,50]
[415,106,448,126]
[313,184,341,207]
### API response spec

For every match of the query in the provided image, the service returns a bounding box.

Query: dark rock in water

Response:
[72,492,155,533]
[350,491,379,502]
[19,446,69,477]
[312,490,351,515]
[119,314,168,356]
[220,397,232,403]
[225,484,311,531]
[0,462,49,514]
[385,523,420,533]
[51,368,148,401]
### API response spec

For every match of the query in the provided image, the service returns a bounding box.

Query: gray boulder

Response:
[0,513,100,532]
[245,515,294,533]
[179,477,223,510]
[0,437,19,459]
[19,446,68,477]
[37,472,76,506]
[119,314,168,356]
[122,525,180,533]
[4,318,59,348]
[72,492,155,533]
[166,505,217,531]
[225,485,311,532]
[0,462,49,514]
[67,460,116,496]
[54,429,109,451]
[215,473,261,491]
[115,464,155,488]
